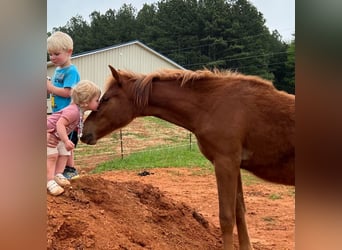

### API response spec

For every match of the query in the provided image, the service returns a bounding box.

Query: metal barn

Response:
[47,40,184,113]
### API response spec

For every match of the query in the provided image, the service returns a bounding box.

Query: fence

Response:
[74,116,195,169]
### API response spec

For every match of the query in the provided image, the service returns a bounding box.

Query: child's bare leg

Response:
[47,154,58,181]
[55,155,69,175]
[66,150,74,168]
[54,155,71,187]
[47,153,65,196]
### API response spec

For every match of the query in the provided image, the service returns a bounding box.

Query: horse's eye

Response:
[100,96,109,103]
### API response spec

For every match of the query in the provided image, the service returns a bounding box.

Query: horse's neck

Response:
[141,82,197,132]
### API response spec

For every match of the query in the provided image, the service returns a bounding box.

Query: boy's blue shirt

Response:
[51,64,80,112]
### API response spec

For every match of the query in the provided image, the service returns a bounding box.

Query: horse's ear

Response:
[108,65,120,84]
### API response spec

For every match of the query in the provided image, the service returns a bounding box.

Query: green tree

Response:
[136,3,159,43]
[157,0,202,69]
[282,37,295,93]
[225,0,272,78]
[196,0,232,69]
[58,15,92,54]
[115,4,138,42]
[266,30,290,92]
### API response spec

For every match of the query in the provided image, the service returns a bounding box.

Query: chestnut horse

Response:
[81,65,295,250]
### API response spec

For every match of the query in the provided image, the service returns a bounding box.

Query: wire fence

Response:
[74,116,196,169]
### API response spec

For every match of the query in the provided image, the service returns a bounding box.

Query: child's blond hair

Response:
[71,80,101,107]
[47,31,73,52]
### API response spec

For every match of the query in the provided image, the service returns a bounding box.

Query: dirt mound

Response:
[47,168,295,249]
[47,175,223,250]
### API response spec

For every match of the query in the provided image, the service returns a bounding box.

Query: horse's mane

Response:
[105,68,275,107]
[141,68,273,87]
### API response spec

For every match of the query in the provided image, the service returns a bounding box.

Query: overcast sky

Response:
[47,0,294,42]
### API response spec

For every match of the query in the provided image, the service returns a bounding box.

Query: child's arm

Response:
[47,80,72,97]
[56,117,74,151]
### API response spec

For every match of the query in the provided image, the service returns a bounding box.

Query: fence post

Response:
[189,132,192,150]
[120,129,124,159]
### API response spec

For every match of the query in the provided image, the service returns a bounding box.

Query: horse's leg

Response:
[214,157,240,250]
[236,172,253,250]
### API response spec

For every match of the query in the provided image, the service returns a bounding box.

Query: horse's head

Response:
[81,65,137,145]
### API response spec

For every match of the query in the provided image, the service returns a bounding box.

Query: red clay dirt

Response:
[47,167,294,250]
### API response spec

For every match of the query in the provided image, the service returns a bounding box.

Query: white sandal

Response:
[54,173,71,187]
[47,180,64,196]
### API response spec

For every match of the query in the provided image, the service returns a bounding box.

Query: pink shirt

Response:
[47,103,80,137]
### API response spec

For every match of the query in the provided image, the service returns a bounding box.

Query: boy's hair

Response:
[71,80,101,106]
[47,31,73,52]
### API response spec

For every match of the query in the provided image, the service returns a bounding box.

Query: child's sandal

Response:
[47,180,64,196]
[54,173,71,186]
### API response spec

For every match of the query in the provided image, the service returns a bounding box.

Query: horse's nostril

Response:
[80,133,96,145]
[80,134,88,143]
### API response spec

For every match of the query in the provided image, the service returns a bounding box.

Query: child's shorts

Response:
[47,141,71,156]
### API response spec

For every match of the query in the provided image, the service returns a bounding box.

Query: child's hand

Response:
[47,79,53,93]
[64,139,75,151]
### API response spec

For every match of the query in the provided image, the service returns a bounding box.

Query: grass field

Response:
[74,116,273,186]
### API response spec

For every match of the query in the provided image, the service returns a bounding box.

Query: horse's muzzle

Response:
[80,133,97,145]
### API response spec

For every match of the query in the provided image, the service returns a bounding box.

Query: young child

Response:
[47,80,101,196]
[47,31,81,179]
